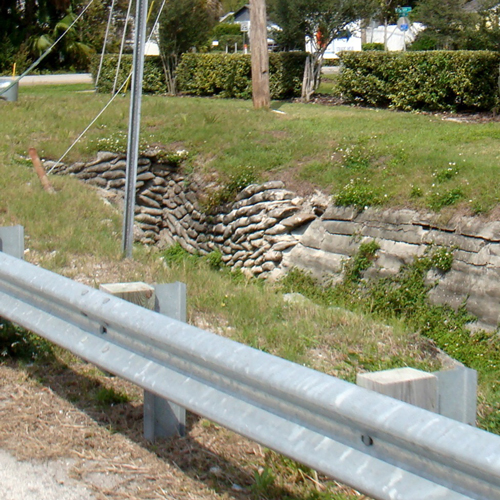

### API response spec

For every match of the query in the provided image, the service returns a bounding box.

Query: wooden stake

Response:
[28,148,56,194]
[250,0,270,109]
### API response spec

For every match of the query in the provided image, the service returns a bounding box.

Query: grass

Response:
[2,84,500,213]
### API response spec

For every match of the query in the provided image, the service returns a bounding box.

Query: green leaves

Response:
[176,52,307,99]
[338,51,500,112]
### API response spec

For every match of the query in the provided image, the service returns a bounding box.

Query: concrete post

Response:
[357,365,477,425]
[357,367,438,412]
[0,225,24,259]
[99,281,188,439]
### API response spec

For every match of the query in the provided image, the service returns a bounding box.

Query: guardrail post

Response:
[436,366,477,426]
[0,225,24,259]
[144,282,187,440]
[99,280,187,440]
[357,367,438,412]
[357,365,477,425]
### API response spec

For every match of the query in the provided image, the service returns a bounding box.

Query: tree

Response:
[410,0,500,51]
[221,0,247,11]
[270,0,376,101]
[159,0,220,94]
[411,0,469,49]
[0,0,126,73]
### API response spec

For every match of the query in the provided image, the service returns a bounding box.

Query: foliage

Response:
[268,0,377,100]
[159,0,220,94]
[29,11,93,71]
[203,166,257,213]
[362,42,384,51]
[334,179,382,208]
[162,242,199,265]
[427,187,464,211]
[0,0,127,73]
[343,240,380,283]
[91,55,168,94]
[176,52,307,99]
[337,50,500,112]
[0,318,53,361]
[411,0,500,51]
[93,386,131,406]
[429,246,454,273]
[208,22,243,51]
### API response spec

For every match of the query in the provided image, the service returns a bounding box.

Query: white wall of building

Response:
[306,22,425,59]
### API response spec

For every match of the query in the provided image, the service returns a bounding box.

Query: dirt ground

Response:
[0,358,366,500]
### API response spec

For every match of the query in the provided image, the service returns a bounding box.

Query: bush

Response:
[176,52,307,99]
[337,51,500,112]
[362,43,384,51]
[91,55,167,94]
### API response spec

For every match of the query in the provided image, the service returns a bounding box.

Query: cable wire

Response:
[95,0,117,89]
[48,0,168,174]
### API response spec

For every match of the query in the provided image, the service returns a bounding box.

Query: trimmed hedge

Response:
[176,52,307,99]
[91,55,167,94]
[337,51,500,112]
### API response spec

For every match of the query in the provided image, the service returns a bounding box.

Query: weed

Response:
[204,250,224,270]
[204,167,257,213]
[162,242,198,265]
[334,179,381,208]
[427,187,464,211]
[410,185,423,198]
[93,386,130,407]
[0,318,53,361]
[154,149,190,166]
[335,145,371,171]
[429,246,454,272]
[251,467,276,498]
[343,240,380,283]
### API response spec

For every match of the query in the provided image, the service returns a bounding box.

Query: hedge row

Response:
[176,52,307,99]
[91,52,306,100]
[337,51,500,112]
[91,55,167,94]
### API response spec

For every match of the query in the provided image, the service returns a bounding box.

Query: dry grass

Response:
[0,356,368,500]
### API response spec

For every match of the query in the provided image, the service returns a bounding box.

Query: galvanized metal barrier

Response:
[0,249,499,500]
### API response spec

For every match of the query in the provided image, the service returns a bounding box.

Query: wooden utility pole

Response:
[250,0,270,109]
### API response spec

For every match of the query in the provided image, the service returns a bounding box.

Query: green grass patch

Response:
[3,85,500,214]
[280,246,500,434]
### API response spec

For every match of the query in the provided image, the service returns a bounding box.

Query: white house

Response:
[306,21,425,59]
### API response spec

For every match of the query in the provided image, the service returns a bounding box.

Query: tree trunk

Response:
[301,53,323,103]
[250,0,270,109]
[160,50,177,95]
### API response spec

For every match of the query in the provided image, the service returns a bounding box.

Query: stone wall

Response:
[49,152,500,328]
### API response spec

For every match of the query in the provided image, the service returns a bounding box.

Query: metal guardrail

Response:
[0,250,499,500]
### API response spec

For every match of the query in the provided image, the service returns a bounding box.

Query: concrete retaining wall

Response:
[49,152,500,328]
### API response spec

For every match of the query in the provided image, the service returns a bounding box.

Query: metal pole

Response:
[122,0,148,258]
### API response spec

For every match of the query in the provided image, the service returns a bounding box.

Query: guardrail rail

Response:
[0,248,499,500]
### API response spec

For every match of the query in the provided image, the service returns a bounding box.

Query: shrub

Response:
[362,43,384,51]
[337,51,500,112]
[176,52,307,99]
[91,55,167,94]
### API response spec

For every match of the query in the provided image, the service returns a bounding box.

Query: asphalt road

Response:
[17,74,93,86]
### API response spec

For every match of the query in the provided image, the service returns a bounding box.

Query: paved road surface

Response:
[18,74,93,86]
